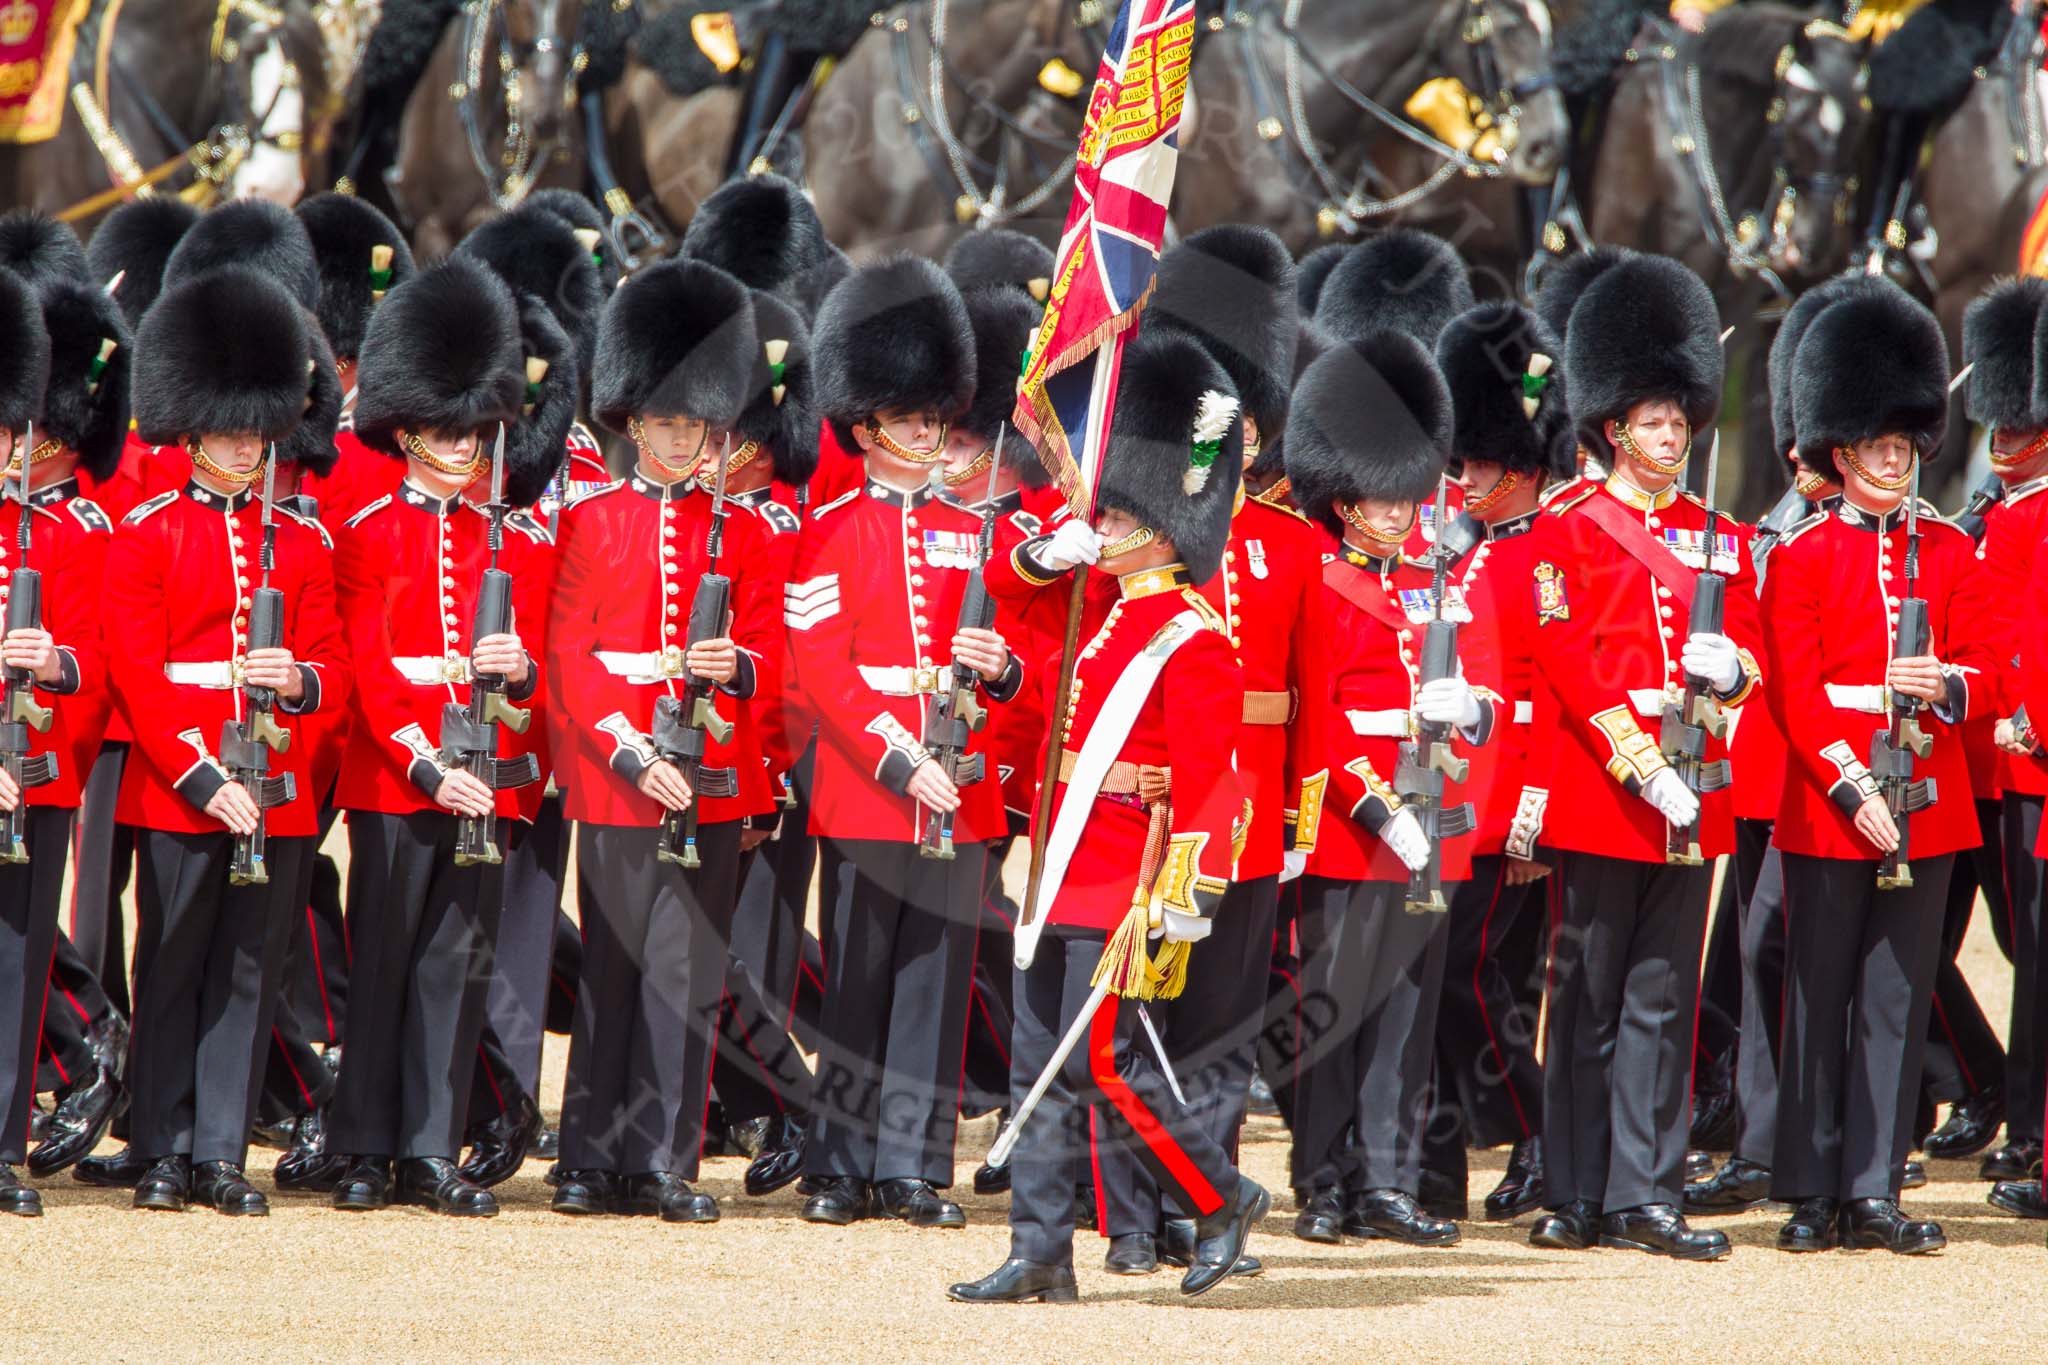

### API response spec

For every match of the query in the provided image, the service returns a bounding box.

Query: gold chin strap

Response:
[1793,469,1834,498]
[1098,524,1157,559]
[1340,501,1411,546]
[185,437,267,487]
[1991,429,2048,469]
[1835,444,1915,492]
[944,445,995,487]
[628,416,709,480]
[724,438,763,479]
[1615,419,1690,474]
[402,430,487,482]
[866,420,947,465]
[1463,468,1520,516]
[4,436,63,477]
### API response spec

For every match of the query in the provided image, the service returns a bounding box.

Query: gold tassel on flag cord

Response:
[1089,767,1191,1001]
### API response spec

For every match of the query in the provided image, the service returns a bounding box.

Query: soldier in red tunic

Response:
[1765,281,1995,1253]
[110,267,351,1216]
[543,257,777,1223]
[1523,252,1757,1261]
[786,256,1018,1230]
[951,326,1266,1305]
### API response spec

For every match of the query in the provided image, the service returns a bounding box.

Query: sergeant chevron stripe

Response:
[784,574,842,630]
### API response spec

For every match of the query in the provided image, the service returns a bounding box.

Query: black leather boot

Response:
[191,1161,269,1216]
[1483,1137,1546,1221]
[946,1259,1079,1304]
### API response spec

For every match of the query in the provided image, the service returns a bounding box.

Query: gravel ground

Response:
[7,839,2045,1361]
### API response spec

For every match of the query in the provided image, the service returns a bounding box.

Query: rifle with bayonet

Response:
[441,424,541,866]
[1873,458,1937,890]
[224,449,297,885]
[2,422,57,863]
[1954,470,2004,545]
[1394,470,1474,913]
[1659,431,1733,865]
[655,434,739,868]
[920,429,1005,861]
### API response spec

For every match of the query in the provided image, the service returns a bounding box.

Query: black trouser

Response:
[1774,852,1950,1202]
[1256,879,1307,1131]
[960,825,1021,1116]
[1,810,71,1163]
[67,742,133,1016]
[482,794,570,1103]
[1099,873,1279,1234]
[1731,819,1789,1167]
[2002,794,2048,1145]
[1694,865,1743,1086]
[711,937,814,1125]
[282,805,347,1049]
[1287,875,1450,1196]
[1544,852,1710,1212]
[327,812,504,1161]
[256,806,343,1126]
[561,821,740,1178]
[1007,928,1241,1267]
[803,835,981,1188]
[1923,799,2007,1105]
[38,929,114,1093]
[128,830,308,1167]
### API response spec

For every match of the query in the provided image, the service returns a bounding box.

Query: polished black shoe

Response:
[1072,1187,1096,1231]
[1839,1197,1944,1254]
[1901,1158,1928,1189]
[947,1258,1079,1304]
[75,1144,148,1188]
[1529,1199,1600,1250]
[27,1064,126,1177]
[192,1161,268,1216]
[1292,1187,1344,1245]
[28,1105,49,1146]
[729,1115,776,1160]
[1924,1086,2005,1160]
[1342,1188,1460,1246]
[1689,1078,1739,1151]
[1104,1232,1159,1274]
[397,1157,499,1217]
[1182,1179,1270,1298]
[800,1176,871,1225]
[1684,1156,1773,1216]
[534,1125,559,1160]
[1484,1137,1546,1221]
[87,1011,130,1078]
[133,1154,191,1212]
[1989,1179,2048,1219]
[551,1169,613,1215]
[1683,1149,1715,1183]
[0,1164,42,1217]
[1246,1070,1280,1118]
[1418,1166,1469,1222]
[1157,1216,1197,1267]
[1598,1203,1730,1261]
[617,1171,720,1223]
[1980,1142,2043,1182]
[331,1156,393,1211]
[457,1090,539,1189]
[876,1177,965,1229]
[743,1116,806,1197]
[1777,1197,1839,1252]
[971,1111,1012,1195]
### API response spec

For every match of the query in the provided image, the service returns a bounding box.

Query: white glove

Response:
[1279,849,1308,883]
[1382,807,1432,872]
[1160,907,1212,944]
[1038,520,1101,571]
[1415,675,1482,730]
[1642,767,1701,828]
[1680,631,1743,693]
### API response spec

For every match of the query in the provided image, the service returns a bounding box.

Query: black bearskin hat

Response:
[35,277,131,482]
[0,269,50,434]
[943,229,1055,304]
[0,209,89,290]
[956,285,1045,486]
[1533,244,1630,345]
[735,288,819,486]
[296,192,417,361]
[680,174,838,299]
[1285,330,1452,540]
[527,187,625,289]
[1295,243,1347,316]
[1312,229,1473,345]
[1436,302,1574,480]
[812,254,976,447]
[506,291,582,508]
[1769,272,1895,470]
[1793,280,1950,461]
[1093,326,1243,584]
[591,257,757,435]
[163,198,320,309]
[1564,253,1722,451]
[284,325,345,477]
[1967,276,2048,432]
[86,196,200,327]
[354,258,526,458]
[454,202,606,382]
[132,267,316,446]
[1153,224,1299,451]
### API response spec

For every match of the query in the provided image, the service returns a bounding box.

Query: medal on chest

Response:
[1397,584,1472,624]
[921,528,978,569]
[1663,528,1740,573]
[1247,538,1269,579]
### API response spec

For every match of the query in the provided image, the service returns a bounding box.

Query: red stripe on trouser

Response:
[27,938,58,1149]
[58,980,89,1026]
[1087,1106,1108,1238]
[1087,992,1222,1217]
[305,903,337,1044]
[479,1043,506,1109]
[1473,860,1536,1139]
[274,1027,315,1109]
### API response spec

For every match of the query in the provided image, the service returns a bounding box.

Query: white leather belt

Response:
[164,661,239,689]
[393,655,471,686]
[596,648,688,685]
[859,664,946,696]
[1629,687,1680,717]
[1513,699,1533,725]
[1825,683,1887,714]
[1346,708,1412,739]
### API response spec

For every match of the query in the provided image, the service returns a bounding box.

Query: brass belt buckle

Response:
[442,653,468,684]
[230,657,247,686]
[912,666,939,694]
[660,645,687,678]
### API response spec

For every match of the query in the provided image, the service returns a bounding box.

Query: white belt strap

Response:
[1628,687,1676,717]
[164,661,238,689]
[1513,699,1533,725]
[858,664,946,696]
[392,655,471,686]
[596,648,687,685]
[1825,683,1887,714]
[1345,708,1413,739]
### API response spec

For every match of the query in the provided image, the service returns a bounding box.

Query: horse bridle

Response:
[456,0,583,210]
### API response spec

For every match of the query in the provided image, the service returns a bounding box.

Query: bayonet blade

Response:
[490,421,506,508]
[983,425,1005,508]
[1948,362,1976,395]
[15,419,29,558]
[711,431,731,511]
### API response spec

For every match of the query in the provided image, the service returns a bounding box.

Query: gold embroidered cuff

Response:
[1152,829,1218,918]
[1286,769,1329,854]
[1593,704,1670,792]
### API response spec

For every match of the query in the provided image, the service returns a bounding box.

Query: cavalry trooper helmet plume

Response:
[954,285,1047,489]
[0,268,51,437]
[85,196,201,327]
[735,288,821,487]
[454,201,607,391]
[1563,250,1723,459]
[1436,301,1574,481]
[32,275,132,483]
[943,228,1056,305]
[812,252,977,454]
[1091,326,1244,585]
[352,257,563,507]
[591,256,759,436]
[131,267,317,449]
[1770,272,1900,475]
[1965,277,2048,433]
[1312,228,1474,346]
[0,209,91,291]
[680,172,848,313]
[1152,224,1299,480]
[1792,278,1950,464]
[295,192,418,363]
[1284,330,1453,542]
